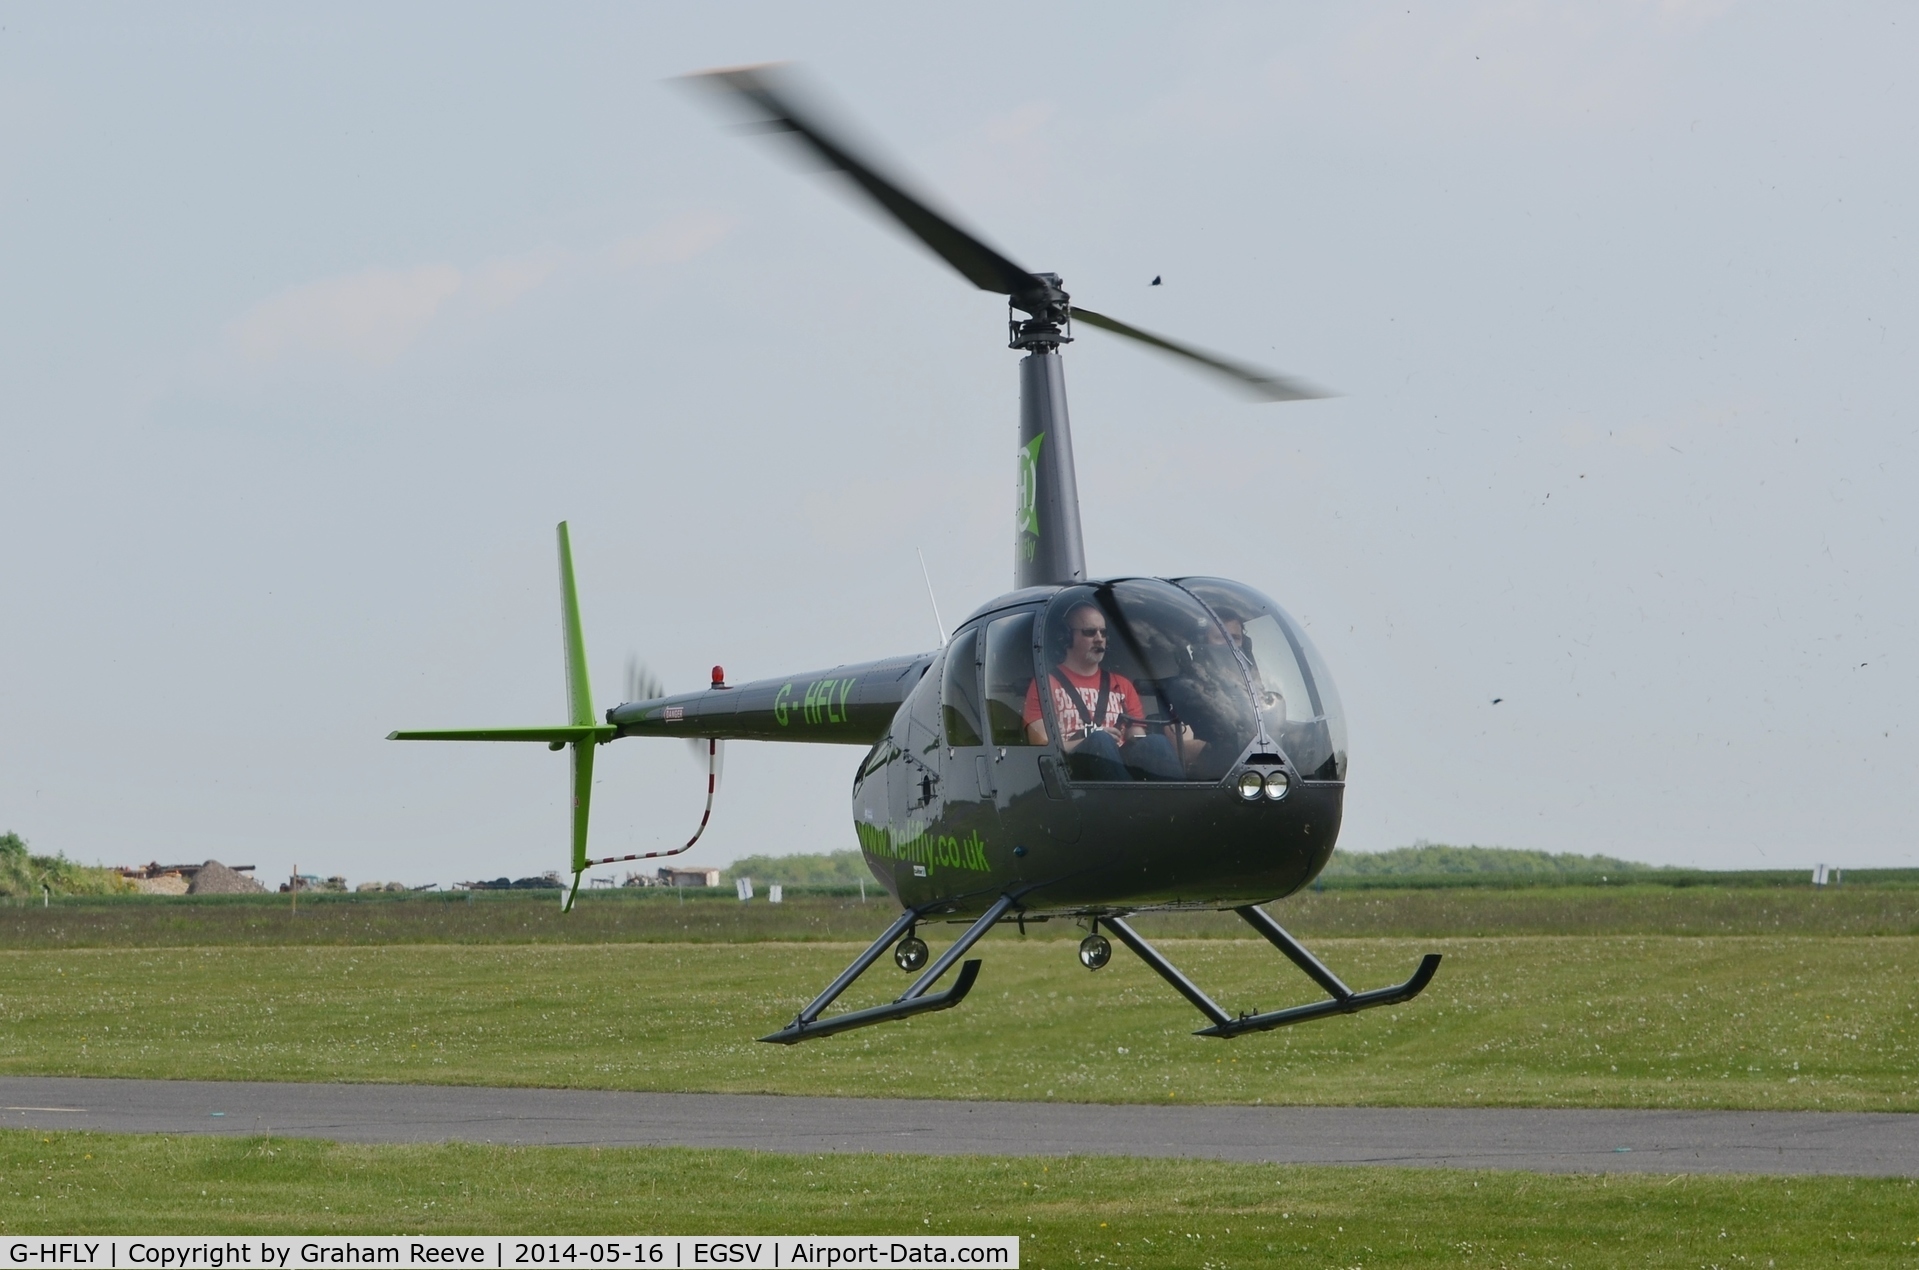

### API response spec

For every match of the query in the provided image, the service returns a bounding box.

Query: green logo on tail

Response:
[1016,433,1045,540]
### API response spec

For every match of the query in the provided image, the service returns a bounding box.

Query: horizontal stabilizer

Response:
[387,725,614,744]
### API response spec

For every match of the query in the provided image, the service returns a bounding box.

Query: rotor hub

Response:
[1009,274,1073,351]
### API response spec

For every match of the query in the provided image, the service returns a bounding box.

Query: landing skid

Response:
[760,895,1437,1044]
[1103,906,1441,1038]
[759,894,1015,1045]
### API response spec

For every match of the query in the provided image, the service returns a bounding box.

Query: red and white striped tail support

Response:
[591,737,722,866]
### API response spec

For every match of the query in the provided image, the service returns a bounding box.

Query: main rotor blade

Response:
[689,64,1049,309]
[1069,306,1332,403]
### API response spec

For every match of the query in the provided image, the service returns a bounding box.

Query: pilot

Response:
[1023,602,1182,780]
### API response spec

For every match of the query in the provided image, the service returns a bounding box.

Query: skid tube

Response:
[1103,905,1441,1038]
[759,894,1017,1044]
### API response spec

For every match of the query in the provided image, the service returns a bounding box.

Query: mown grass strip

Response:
[2,937,1912,1111]
[3,884,1914,948]
[1,1130,1914,1265]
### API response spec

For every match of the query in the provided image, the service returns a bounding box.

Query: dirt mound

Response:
[187,860,266,895]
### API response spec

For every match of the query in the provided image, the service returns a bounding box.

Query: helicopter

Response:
[390,65,1439,1045]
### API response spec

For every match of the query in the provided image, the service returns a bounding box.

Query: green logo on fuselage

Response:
[855,820,989,873]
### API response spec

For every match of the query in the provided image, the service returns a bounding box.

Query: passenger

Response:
[1202,606,1254,668]
[1023,602,1182,780]
[1204,605,1282,726]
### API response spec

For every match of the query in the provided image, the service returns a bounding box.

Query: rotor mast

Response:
[691,64,1327,595]
[1010,275,1087,589]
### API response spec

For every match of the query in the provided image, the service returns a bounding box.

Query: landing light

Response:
[1264,771,1291,801]
[1236,771,1265,801]
[893,936,929,972]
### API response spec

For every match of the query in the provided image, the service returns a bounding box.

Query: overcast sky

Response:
[3,3,1915,886]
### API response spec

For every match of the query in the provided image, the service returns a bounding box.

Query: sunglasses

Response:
[1072,626,1107,638]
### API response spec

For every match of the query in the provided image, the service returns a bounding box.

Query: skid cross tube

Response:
[1234,904,1353,1000]
[1101,915,1232,1028]
[795,907,920,1027]
[759,894,1017,1045]
[1106,906,1441,1039]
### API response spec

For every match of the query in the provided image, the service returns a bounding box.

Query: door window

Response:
[982,611,1039,747]
[940,627,984,746]
[903,654,944,759]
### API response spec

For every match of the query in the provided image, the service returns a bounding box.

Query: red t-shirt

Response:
[1022,665,1144,736]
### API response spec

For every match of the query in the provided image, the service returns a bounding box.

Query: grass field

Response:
[2,936,1912,1110]
[2,887,1913,1251]
[3,882,1915,947]
[1,1130,1915,1263]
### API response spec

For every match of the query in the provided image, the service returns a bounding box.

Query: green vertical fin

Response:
[564,736,594,911]
[557,521,596,912]
[388,520,611,915]
[557,522,596,728]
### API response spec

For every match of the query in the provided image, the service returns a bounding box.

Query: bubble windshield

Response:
[1032,580,1260,782]
[1175,578,1347,781]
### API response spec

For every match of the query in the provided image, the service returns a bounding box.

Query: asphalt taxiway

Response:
[2,1077,1911,1176]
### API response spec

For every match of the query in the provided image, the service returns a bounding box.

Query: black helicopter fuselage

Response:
[609,575,1347,920]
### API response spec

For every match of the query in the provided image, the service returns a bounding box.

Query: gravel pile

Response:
[187,859,266,894]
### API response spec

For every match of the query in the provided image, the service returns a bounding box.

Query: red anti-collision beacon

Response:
[711,665,727,688]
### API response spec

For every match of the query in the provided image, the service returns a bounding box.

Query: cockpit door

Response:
[895,651,945,828]
[935,625,997,871]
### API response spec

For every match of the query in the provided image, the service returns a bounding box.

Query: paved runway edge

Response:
[2,1076,1912,1177]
